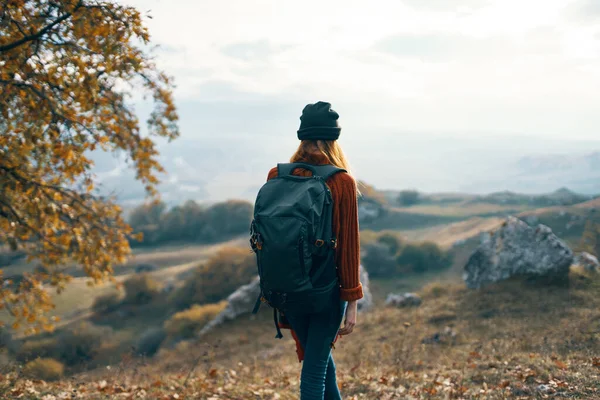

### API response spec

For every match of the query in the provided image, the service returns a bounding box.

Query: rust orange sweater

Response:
[267,152,363,302]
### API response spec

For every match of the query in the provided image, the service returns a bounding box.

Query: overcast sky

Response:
[124,0,600,140]
[99,1,600,201]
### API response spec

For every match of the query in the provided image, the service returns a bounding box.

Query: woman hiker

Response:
[252,101,363,399]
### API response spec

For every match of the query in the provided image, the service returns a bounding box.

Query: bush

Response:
[397,242,453,274]
[23,358,64,381]
[123,273,162,305]
[15,337,58,362]
[164,301,227,339]
[398,190,420,206]
[56,322,112,366]
[135,327,167,357]
[361,242,399,278]
[170,246,256,309]
[198,200,253,242]
[0,327,16,353]
[129,199,253,247]
[376,232,403,255]
[91,291,124,314]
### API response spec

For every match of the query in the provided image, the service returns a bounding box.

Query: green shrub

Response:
[136,327,167,357]
[397,242,453,274]
[199,200,253,242]
[56,322,112,365]
[23,358,64,381]
[361,242,398,278]
[376,232,403,255]
[129,199,253,247]
[164,301,227,339]
[123,273,162,305]
[0,327,16,353]
[398,190,420,206]
[170,246,255,309]
[15,337,58,362]
[91,290,124,314]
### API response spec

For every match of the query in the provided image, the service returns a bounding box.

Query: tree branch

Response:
[0,11,73,53]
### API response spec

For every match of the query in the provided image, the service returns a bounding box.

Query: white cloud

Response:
[121,0,600,139]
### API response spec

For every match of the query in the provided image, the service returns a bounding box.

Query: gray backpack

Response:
[250,163,345,337]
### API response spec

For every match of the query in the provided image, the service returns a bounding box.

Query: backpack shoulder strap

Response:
[312,165,347,181]
[277,163,346,180]
[276,163,299,177]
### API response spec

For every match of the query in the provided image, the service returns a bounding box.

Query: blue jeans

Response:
[285,300,347,400]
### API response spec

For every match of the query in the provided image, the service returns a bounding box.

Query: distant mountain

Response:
[91,132,600,206]
[516,152,600,173]
[459,152,600,195]
[91,135,289,206]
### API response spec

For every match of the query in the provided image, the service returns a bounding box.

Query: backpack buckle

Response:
[254,233,263,250]
[315,239,325,247]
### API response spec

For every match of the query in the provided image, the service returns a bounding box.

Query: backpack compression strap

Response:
[277,163,346,180]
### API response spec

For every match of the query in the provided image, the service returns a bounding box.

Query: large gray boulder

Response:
[464,216,573,289]
[199,265,372,336]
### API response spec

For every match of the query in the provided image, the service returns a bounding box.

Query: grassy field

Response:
[3,267,600,399]
[1,194,598,399]
[400,217,504,248]
[0,238,248,329]
[392,203,532,218]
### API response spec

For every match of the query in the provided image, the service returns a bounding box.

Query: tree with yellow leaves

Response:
[0,0,179,332]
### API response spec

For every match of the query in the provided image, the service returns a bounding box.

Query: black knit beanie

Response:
[297,101,341,141]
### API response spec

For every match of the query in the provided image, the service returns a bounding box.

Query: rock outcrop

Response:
[464,216,573,289]
[385,293,422,308]
[200,264,373,336]
[357,264,373,311]
[198,277,261,336]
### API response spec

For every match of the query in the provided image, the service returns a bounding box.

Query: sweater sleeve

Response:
[334,174,363,302]
[267,167,278,181]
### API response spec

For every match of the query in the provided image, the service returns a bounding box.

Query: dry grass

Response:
[164,301,227,339]
[123,274,162,305]
[3,268,599,398]
[401,217,504,248]
[91,290,124,315]
[393,203,532,218]
[1,241,245,330]
[22,358,65,381]
[168,246,256,309]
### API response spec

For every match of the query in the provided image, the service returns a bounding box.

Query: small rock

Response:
[575,252,599,272]
[422,326,457,345]
[511,385,532,396]
[536,384,555,394]
[385,293,422,308]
